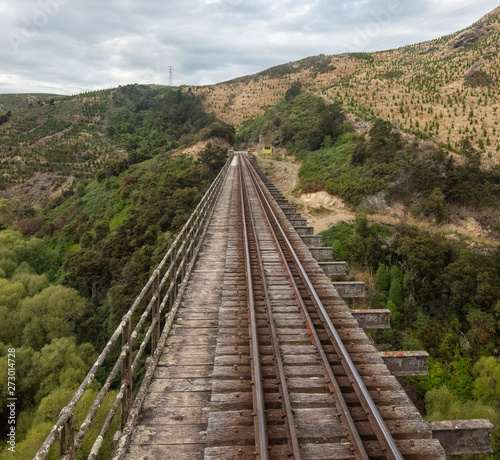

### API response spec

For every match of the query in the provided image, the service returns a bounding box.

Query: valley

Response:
[1,6,500,458]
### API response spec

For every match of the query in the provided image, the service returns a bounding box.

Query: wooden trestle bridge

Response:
[35,152,493,459]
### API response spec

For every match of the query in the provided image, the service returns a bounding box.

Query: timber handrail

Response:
[34,154,234,460]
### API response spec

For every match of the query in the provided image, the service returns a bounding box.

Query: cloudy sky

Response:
[0,0,498,94]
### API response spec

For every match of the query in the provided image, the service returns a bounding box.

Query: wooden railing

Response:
[35,154,234,460]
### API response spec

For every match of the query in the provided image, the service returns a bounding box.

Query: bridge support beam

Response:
[380,351,429,376]
[430,420,494,456]
[290,218,308,227]
[309,247,333,261]
[351,309,390,329]
[284,212,302,220]
[332,281,365,297]
[301,235,323,247]
[318,261,347,276]
[295,226,314,236]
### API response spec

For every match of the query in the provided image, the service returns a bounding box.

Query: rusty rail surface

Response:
[242,154,404,460]
[238,159,269,460]
[240,158,302,459]
[34,154,234,460]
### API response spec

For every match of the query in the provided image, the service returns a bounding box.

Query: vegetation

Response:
[237,93,345,158]
[0,85,233,457]
[1,7,500,455]
[465,70,495,88]
[321,217,500,453]
[194,7,500,159]
[299,120,500,217]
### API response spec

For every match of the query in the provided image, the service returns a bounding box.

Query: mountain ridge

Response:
[191,6,500,162]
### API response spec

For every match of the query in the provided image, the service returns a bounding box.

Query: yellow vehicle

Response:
[262,146,275,155]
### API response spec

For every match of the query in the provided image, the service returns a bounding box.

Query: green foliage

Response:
[299,141,386,206]
[237,94,345,158]
[8,385,119,460]
[0,85,232,458]
[349,52,374,63]
[324,217,500,436]
[421,187,446,223]
[19,286,88,350]
[0,339,98,457]
[381,70,404,79]
[296,117,500,213]
[426,385,498,421]
[197,120,235,144]
[0,230,58,276]
[473,357,500,406]
[375,264,391,291]
[11,269,49,297]
[285,81,303,101]
[25,337,95,403]
[107,85,221,162]
[320,216,389,269]
[388,266,404,308]
[197,143,230,177]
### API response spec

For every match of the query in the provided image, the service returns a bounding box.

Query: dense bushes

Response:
[297,118,500,215]
[321,218,500,451]
[106,85,229,164]
[323,219,500,359]
[237,93,345,158]
[240,97,500,216]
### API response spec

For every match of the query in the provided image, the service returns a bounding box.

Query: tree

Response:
[473,356,500,406]
[466,309,496,356]
[460,138,481,169]
[422,188,446,223]
[0,199,13,230]
[388,267,404,309]
[19,286,88,350]
[197,143,228,177]
[285,81,302,101]
[351,138,367,165]
[24,337,95,403]
[375,264,390,291]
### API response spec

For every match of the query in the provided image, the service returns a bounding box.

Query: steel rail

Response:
[237,156,269,460]
[241,156,368,460]
[239,154,301,459]
[243,155,404,460]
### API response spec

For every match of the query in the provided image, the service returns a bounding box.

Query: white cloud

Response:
[0,0,498,94]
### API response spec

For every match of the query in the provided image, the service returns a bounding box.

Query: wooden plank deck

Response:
[125,163,236,459]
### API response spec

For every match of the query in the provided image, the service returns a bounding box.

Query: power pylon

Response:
[168,66,174,86]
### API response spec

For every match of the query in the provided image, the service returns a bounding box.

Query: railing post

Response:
[182,235,188,279]
[121,319,132,431]
[170,250,177,310]
[151,271,160,353]
[59,414,75,459]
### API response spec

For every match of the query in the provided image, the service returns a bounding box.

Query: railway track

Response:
[203,154,441,459]
[36,151,493,460]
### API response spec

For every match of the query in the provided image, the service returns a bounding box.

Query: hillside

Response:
[192,7,500,163]
[0,85,234,206]
[0,85,233,458]
[1,8,500,457]
[0,90,113,196]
